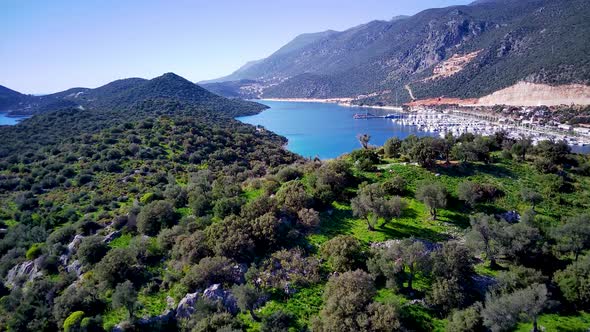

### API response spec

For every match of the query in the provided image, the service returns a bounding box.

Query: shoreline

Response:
[260,98,403,111]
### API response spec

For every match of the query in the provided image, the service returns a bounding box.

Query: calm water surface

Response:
[237,100,435,159]
[238,100,590,158]
[0,113,28,126]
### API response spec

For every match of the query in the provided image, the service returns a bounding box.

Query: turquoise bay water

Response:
[239,100,590,157]
[237,100,434,159]
[0,113,28,126]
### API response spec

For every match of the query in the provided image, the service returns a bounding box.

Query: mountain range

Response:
[202,0,590,106]
[0,73,266,116]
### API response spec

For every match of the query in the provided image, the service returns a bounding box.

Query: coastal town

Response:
[353,103,590,149]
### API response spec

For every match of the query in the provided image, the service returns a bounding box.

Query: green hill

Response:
[0,73,266,116]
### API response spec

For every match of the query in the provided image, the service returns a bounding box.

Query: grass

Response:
[137,290,169,317]
[515,312,590,332]
[242,187,263,202]
[244,285,325,331]
[102,307,127,331]
[302,157,590,330]
[108,233,133,248]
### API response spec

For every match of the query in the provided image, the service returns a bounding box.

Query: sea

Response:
[236,100,434,159]
[237,100,590,158]
[0,113,28,126]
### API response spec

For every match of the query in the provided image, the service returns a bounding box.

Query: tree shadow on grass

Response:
[435,162,515,179]
[475,204,508,216]
[378,221,448,242]
[318,208,356,237]
[439,211,470,229]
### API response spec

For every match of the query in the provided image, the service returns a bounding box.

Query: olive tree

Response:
[384,137,402,158]
[520,188,542,210]
[416,182,447,220]
[552,214,590,261]
[112,280,139,319]
[368,238,430,293]
[466,214,504,268]
[352,183,406,230]
[554,253,590,308]
[482,284,548,332]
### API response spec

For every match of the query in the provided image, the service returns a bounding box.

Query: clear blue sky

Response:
[0,0,471,94]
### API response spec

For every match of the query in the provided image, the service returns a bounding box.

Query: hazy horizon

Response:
[1,0,471,94]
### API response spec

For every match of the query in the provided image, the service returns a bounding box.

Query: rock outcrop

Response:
[202,284,238,315]
[102,230,122,244]
[59,234,85,266]
[175,292,200,319]
[175,283,240,319]
[371,238,441,252]
[5,257,44,287]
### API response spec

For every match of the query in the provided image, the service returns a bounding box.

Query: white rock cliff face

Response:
[477,82,590,106]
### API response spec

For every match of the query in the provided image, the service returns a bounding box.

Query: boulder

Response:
[68,234,85,252]
[66,259,83,277]
[166,295,176,309]
[175,292,200,319]
[231,263,248,284]
[472,274,497,296]
[136,309,175,330]
[203,284,238,315]
[59,234,85,266]
[176,284,240,319]
[499,210,520,223]
[103,230,122,244]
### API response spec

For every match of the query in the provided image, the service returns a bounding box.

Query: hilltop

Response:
[204,0,590,106]
[0,73,266,116]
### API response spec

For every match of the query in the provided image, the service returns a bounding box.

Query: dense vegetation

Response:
[1,83,589,332]
[207,0,590,105]
[0,73,266,116]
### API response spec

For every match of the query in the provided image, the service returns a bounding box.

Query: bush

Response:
[313,270,377,332]
[77,236,109,266]
[63,311,85,332]
[261,310,295,332]
[181,256,236,292]
[382,175,406,195]
[321,235,364,272]
[94,248,137,287]
[446,304,483,332]
[137,200,178,236]
[276,166,302,183]
[25,243,44,260]
[350,149,380,171]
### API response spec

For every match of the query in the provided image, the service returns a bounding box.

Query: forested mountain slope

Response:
[0,73,266,116]
[206,0,590,105]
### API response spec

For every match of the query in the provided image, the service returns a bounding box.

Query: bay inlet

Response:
[236,100,434,159]
[237,100,590,158]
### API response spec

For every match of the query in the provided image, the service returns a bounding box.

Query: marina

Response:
[354,109,590,148]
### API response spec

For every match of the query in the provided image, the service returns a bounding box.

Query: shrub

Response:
[77,236,109,266]
[94,248,137,287]
[63,311,85,332]
[181,256,236,292]
[137,200,178,236]
[321,235,364,272]
[25,242,44,260]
